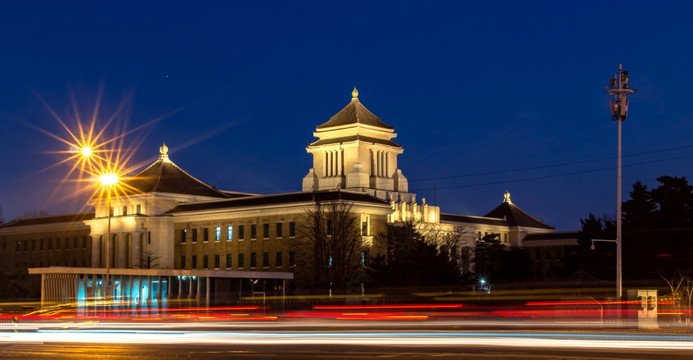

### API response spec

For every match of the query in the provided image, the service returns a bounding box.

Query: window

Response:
[263,252,269,267]
[361,220,368,236]
[226,254,232,268]
[238,253,244,268]
[289,222,296,237]
[109,207,114,217]
[192,228,198,243]
[203,228,209,242]
[289,251,296,267]
[32,240,35,251]
[122,206,127,216]
[203,255,208,268]
[276,251,282,267]
[250,224,257,239]
[192,255,197,269]
[54,239,58,250]
[40,239,44,251]
[181,256,186,268]
[136,204,141,214]
[181,229,187,243]
[263,224,269,239]
[327,220,332,236]
[73,236,78,248]
[250,252,257,267]
[361,250,368,266]
[148,231,151,245]
[276,223,283,238]
[47,239,52,250]
[82,236,87,248]
[214,254,220,269]
[215,226,221,241]
[238,225,245,240]
[227,226,233,241]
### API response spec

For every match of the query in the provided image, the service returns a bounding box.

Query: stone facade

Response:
[0,89,567,303]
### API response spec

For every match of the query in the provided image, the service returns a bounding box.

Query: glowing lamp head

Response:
[100,173,118,186]
[81,146,92,157]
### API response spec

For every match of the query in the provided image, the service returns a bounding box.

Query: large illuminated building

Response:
[0,89,571,306]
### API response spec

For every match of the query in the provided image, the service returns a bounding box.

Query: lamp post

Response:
[100,172,118,301]
[606,64,636,299]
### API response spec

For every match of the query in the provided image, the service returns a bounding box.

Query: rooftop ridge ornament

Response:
[159,142,169,161]
[504,191,512,204]
[351,87,359,102]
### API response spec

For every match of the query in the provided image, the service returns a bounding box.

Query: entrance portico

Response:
[28,267,293,310]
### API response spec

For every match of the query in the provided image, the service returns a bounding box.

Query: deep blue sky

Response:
[2,1,693,231]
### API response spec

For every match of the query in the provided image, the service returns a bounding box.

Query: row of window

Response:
[180,222,296,243]
[109,204,142,216]
[10,236,89,252]
[181,251,296,269]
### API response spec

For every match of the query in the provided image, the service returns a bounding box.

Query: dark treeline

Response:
[579,176,693,284]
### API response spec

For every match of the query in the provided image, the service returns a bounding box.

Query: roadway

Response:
[2,320,693,359]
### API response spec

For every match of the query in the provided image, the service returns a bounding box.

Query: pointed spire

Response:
[504,191,512,204]
[351,86,359,102]
[159,142,169,161]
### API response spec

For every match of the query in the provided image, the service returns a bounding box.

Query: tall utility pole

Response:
[606,64,636,299]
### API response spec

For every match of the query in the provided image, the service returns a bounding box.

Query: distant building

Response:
[0,89,570,306]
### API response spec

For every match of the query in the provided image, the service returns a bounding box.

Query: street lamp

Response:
[605,64,636,299]
[100,172,118,301]
[81,146,92,158]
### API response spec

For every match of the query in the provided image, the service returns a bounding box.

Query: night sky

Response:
[2,1,693,231]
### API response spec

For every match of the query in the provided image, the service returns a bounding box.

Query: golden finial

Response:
[351,86,359,101]
[159,142,169,161]
[504,191,512,204]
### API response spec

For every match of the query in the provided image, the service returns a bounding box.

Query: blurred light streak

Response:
[2,328,693,351]
[312,304,462,310]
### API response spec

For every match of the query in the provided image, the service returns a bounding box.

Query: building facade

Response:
[0,89,568,306]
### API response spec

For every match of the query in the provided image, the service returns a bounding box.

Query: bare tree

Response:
[661,272,692,324]
[418,223,473,274]
[298,196,364,293]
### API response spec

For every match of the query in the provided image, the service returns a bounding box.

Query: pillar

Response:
[40,273,46,308]
[206,277,211,308]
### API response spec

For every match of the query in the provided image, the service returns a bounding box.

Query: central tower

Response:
[302,88,413,202]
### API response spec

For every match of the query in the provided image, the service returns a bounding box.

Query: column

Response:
[206,277,211,308]
[196,277,201,304]
[385,152,389,177]
[40,273,46,308]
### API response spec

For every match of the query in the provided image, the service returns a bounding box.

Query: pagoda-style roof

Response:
[1,212,95,228]
[440,213,509,227]
[309,134,401,148]
[483,192,554,230]
[316,88,394,130]
[123,144,228,199]
[168,190,389,213]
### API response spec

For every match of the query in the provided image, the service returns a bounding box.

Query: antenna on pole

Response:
[607,63,636,122]
[605,63,636,300]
